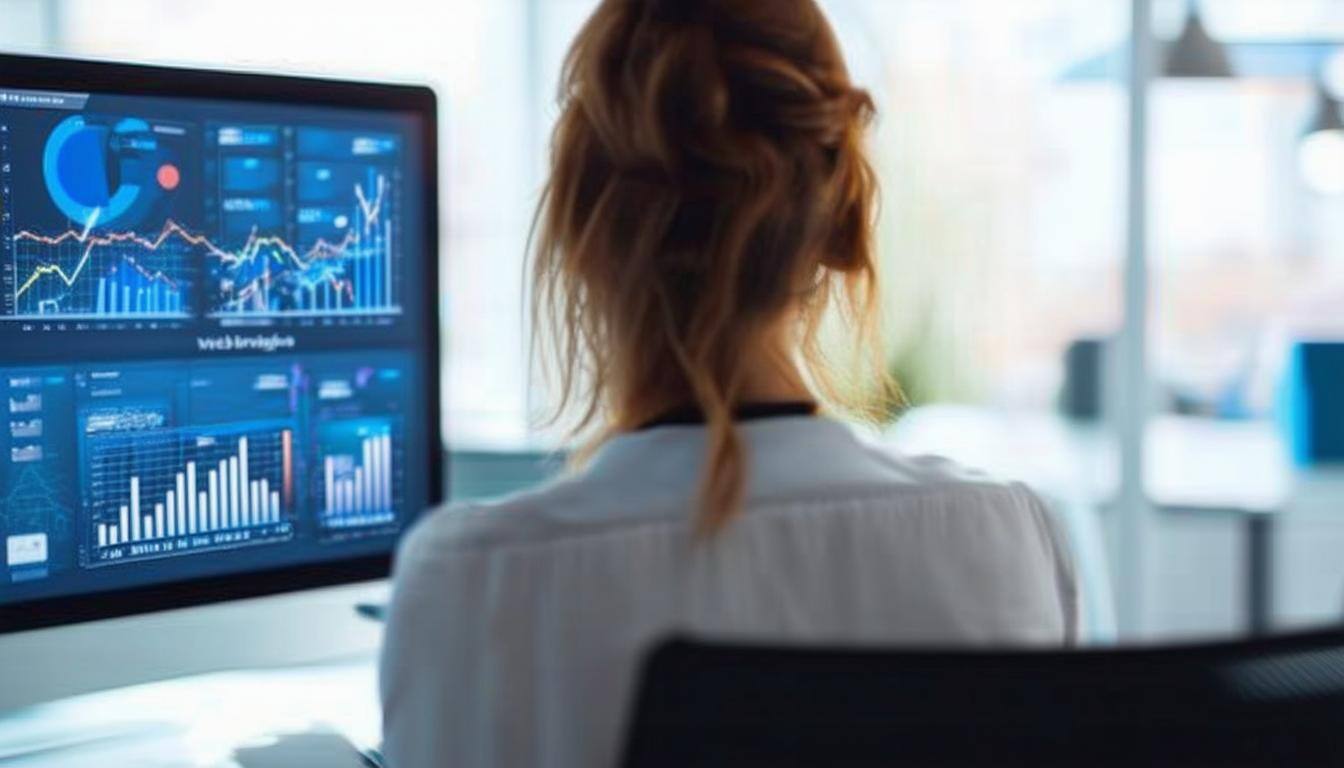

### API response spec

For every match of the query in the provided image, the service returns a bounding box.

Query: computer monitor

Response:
[0,54,442,640]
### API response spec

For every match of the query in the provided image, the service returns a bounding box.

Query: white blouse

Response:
[380,416,1079,768]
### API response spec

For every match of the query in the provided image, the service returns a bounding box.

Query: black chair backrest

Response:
[620,628,1344,767]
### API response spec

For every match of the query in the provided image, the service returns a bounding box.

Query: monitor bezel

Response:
[0,53,444,634]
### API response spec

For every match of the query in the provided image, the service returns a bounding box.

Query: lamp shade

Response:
[1163,7,1234,78]
[1302,83,1344,138]
[1298,84,1344,195]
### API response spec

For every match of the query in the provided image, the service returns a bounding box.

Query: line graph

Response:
[6,171,399,321]
[209,170,399,318]
[0,115,407,324]
[9,209,195,320]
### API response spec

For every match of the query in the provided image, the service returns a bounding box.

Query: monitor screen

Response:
[0,56,440,630]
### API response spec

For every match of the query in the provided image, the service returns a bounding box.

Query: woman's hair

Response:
[532,0,890,534]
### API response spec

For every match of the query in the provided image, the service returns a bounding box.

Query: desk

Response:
[887,405,1344,637]
[0,657,380,767]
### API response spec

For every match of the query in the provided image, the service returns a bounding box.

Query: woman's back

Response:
[381,0,1080,763]
[380,416,1078,767]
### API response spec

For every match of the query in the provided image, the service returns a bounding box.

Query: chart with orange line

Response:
[1,113,198,321]
[204,124,403,320]
[0,111,405,324]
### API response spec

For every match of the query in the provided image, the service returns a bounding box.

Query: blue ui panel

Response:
[0,84,432,605]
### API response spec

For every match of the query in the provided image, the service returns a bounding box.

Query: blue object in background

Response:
[1279,341,1344,465]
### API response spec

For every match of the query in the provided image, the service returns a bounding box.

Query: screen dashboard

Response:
[0,63,438,626]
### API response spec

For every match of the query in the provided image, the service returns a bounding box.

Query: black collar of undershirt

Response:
[636,401,819,431]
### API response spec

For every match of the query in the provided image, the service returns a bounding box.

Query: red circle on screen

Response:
[157,164,181,191]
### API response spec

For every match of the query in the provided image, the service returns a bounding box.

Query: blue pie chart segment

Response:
[42,115,145,226]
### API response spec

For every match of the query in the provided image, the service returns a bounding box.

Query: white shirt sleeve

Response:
[1019,483,1082,645]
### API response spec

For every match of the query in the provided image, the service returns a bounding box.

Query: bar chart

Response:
[317,419,399,532]
[94,270,186,317]
[86,423,295,565]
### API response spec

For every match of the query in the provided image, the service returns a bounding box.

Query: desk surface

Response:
[888,405,1344,515]
[0,657,380,767]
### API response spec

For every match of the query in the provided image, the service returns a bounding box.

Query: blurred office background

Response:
[4,0,1344,643]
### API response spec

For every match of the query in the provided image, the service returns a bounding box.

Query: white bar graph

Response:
[95,432,288,548]
[218,459,230,530]
[176,470,187,534]
[186,461,197,535]
[129,477,141,541]
[228,456,239,530]
[322,431,395,528]
[240,437,250,526]
[208,469,220,531]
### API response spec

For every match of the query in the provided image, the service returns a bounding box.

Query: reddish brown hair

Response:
[532,0,890,533]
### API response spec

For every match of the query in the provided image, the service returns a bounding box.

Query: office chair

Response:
[620,628,1344,767]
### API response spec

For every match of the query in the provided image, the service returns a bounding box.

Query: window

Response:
[1150,0,1344,418]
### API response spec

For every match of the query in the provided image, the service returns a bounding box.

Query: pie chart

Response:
[42,115,178,227]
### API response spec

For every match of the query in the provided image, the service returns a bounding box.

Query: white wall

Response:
[0,0,53,52]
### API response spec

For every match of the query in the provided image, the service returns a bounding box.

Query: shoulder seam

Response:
[401,480,1038,563]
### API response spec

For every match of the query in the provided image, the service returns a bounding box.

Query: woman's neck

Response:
[735,369,813,404]
[619,325,815,427]
[734,338,813,404]
[619,366,813,433]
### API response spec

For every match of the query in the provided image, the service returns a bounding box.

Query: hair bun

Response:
[534,0,888,533]
[646,0,706,24]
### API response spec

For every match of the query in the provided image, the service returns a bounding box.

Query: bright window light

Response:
[1298,129,1344,195]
